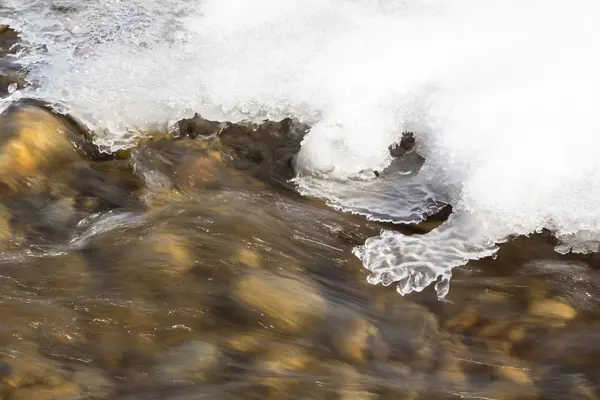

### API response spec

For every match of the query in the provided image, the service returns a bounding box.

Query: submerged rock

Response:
[253,342,315,394]
[71,366,114,399]
[232,271,326,333]
[528,298,577,320]
[155,340,220,384]
[332,317,390,364]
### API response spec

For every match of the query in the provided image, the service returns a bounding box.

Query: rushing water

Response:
[2,1,600,399]
[3,0,600,296]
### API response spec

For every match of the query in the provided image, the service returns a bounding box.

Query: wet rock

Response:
[388,132,417,158]
[2,190,82,243]
[0,203,13,247]
[0,352,74,398]
[507,325,527,343]
[527,322,600,368]
[333,363,377,400]
[71,160,144,210]
[9,383,81,400]
[146,231,194,276]
[0,71,26,96]
[0,101,104,191]
[436,333,469,388]
[155,340,220,384]
[224,330,271,354]
[497,363,533,386]
[371,295,439,362]
[0,26,20,57]
[174,149,225,190]
[177,113,228,139]
[478,320,511,338]
[445,306,479,333]
[116,230,196,299]
[332,317,390,364]
[232,271,326,333]
[370,362,423,399]
[229,246,262,269]
[254,343,315,394]
[529,298,576,320]
[176,114,308,189]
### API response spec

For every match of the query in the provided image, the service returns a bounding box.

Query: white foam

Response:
[3,0,600,297]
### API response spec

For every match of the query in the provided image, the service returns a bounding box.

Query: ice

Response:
[3,0,600,297]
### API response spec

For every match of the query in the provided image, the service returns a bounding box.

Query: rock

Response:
[0,26,20,57]
[146,232,194,276]
[0,203,13,247]
[0,102,102,191]
[497,364,533,386]
[372,295,439,362]
[155,340,220,384]
[71,366,113,397]
[529,298,576,320]
[174,150,224,190]
[507,325,527,343]
[254,343,314,393]
[445,306,479,333]
[478,320,511,338]
[225,330,271,354]
[334,364,377,400]
[0,352,70,395]
[232,272,326,333]
[9,383,81,400]
[388,132,416,158]
[332,318,389,364]
[176,114,308,189]
[70,160,145,210]
[177,113,228,139]
[229,246,261,268]
[0,72,26,96]
[485,340,512,356]
[117,231,195,298]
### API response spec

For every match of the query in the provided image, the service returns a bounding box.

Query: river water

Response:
[1,1,600,399]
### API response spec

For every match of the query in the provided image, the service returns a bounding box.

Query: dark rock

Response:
[389,132,417,158]
[176,114,309,190]
[177,113,227,139]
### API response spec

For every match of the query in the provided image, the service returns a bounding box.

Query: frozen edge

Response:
[353,213,499,299]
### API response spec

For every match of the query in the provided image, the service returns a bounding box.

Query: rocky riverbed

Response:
[2,25,600,400]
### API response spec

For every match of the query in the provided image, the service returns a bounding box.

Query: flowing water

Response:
[1,1,600,399]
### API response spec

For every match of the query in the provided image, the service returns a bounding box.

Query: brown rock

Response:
[225,330,271,354]
[229,247,261,268]
[232,272,326,333]
[445,306,479,332]
[497,365,533,386]
[0,102,101,191]
[529,299,576,320]
[255,343,314,393]
[333,318,389,364]
[9,383,81,400]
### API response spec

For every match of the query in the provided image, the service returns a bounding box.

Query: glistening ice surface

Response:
[2,0,600,297]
